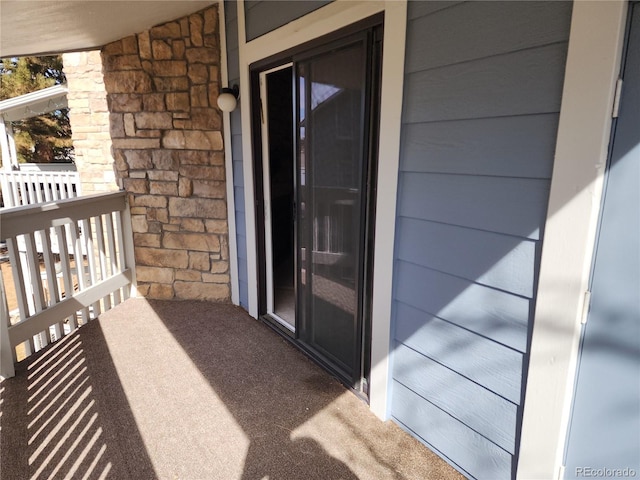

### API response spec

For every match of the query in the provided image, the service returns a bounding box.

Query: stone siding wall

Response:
[63,51,118,194]
[102,6,230,302]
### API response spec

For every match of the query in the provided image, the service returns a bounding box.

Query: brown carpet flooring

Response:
[0,298,465,480]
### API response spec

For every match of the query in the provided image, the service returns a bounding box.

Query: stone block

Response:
[204,35,217,49]
[168,197,226,220]
[152,40,173,60]
[143,93,165,111]
[109,93,142,112]
[185,48,217,64]
[163,232,221,252]
[179,177,193,197]
[122,35,139,54]
[147,221,162,234]
[135,112,173,129]
[148,283,174,300]
[147,208,169,224]
[130,207,147,215]
[124,150,152,170]
[210,260,229,273]
[154,77,189,92]
[141,60,153,74]
[188,64,208,84]
[104,71,152,93]
[110,113,125,138]
[134,129,162,138]
[209,66,219,83]
[174,281,229,301]
[166,92,190,112]
[204,7,218,35]
[124,178,149,195]
[163,224,180,232]
[105,55,142,71]
[131,195,168,208]
[173,40,186,59]
[138,32,152,59]
[134,233,161,247]
[190,14,203,47]
[172,120,193,129]
[181,218,205,232]
[152,60,187,77]
[176,269,202,281]
[129,171,147,179]
[148,170,179,181]
[103,41,124,56]
[136,284,151,296]
[152,150,180,170]
[136,247,188,268]
[180,17,190,37]
[179,165,225,181]
[112,138,160,149]
[150,181,178,196]
[124,113,136,136]
[191,85,209,107]
[151,22,182,39]
[190,108,221,130]
[131,214,149,233]
[204,219,228,234]
[136,266,174,284]
[164,131,223,151]
[193,180,226,199]
[189,251,210,271]
[202,273,230,284]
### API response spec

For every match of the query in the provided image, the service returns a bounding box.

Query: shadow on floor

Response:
[1,298,465,480]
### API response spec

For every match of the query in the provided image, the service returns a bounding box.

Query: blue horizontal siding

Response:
[393,382,512,480]
[244,1,332,41]
[398,173,550,240]
[396,217,537,298]
[391,2,572,478]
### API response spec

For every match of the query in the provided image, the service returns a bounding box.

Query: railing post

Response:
[0,270,16,379]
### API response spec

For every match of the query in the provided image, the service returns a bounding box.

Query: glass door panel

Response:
[296,37,368,382]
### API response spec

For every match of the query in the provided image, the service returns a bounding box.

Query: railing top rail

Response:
[0,191,127,238]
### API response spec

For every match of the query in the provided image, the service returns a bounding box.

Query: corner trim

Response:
[218,0,240,306]
[517,2,628,478]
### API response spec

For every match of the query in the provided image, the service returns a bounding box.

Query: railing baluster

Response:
[39,229,62,341]
[95,215,111,311]
[55,224,77,333]
[25,232,48,349]
[69,222,89,324]
[6,238,28,322]
[81,218,101,318]
[105,212,122,306]
[114,211,129,301]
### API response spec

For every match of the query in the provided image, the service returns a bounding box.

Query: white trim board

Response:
[517,2,628,479]
[218,0,240,306]
[235,0,408,419]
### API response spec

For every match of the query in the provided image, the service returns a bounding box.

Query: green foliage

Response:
[0,56,74,164]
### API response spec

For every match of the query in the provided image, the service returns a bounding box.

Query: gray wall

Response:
[225,0,249,309]
[390,2,572,479]
[244,1,332,41]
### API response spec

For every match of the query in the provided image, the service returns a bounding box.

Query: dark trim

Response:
[250,14,384,399]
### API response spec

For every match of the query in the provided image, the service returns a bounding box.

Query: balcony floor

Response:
[0,298,464,480]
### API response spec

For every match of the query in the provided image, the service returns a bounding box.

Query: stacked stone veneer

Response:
[63,51,118,194]
[102,5,230,302]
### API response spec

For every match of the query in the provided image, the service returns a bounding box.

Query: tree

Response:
[0,56,74,164]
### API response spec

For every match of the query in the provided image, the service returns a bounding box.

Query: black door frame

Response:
[249,14,383,397]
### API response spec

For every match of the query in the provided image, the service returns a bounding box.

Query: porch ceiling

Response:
[0,1,213,58]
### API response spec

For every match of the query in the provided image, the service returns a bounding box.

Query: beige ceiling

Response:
[0,1,214,58]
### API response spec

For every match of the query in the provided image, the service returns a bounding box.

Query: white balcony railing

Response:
[0,191,136,378]
[0,166,81,208]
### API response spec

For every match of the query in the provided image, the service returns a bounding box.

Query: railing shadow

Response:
[0,320,156,480]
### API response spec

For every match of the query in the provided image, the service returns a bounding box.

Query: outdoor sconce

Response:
[217,85,239,112]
